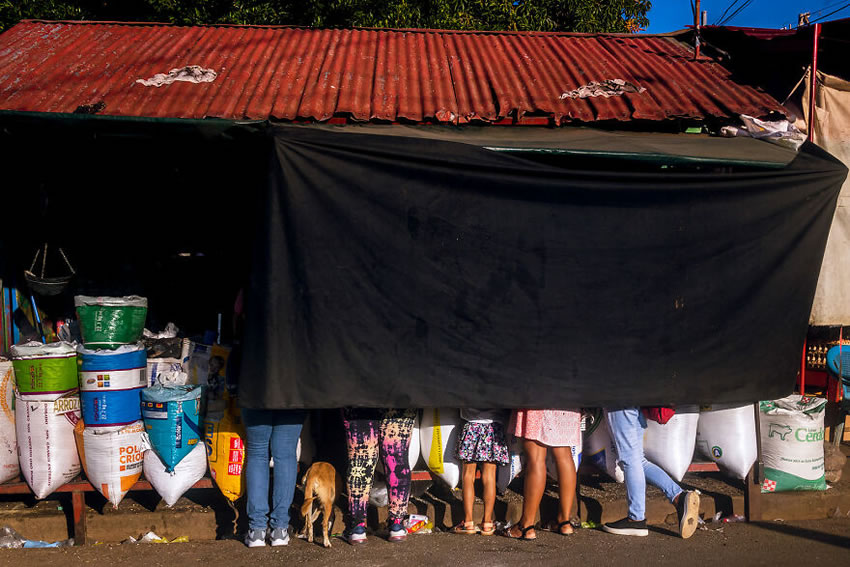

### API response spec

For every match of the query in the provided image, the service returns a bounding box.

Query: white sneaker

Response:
[269,527,290,547]
[245,528,267,548]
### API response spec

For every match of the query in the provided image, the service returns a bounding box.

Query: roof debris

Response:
[136,65,217,88]
[559,79,646,100]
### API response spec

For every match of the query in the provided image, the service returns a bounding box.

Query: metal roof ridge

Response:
[17,19,689,38]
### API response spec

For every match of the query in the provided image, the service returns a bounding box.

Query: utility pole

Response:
[694,0,701,59]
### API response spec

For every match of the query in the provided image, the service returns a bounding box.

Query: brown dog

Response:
[299,462,342,547]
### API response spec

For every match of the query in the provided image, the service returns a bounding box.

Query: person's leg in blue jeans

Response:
[269,410,306,532]
[242,408,306,546]
[604,407,699,539]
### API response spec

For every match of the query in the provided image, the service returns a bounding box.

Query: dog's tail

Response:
[301,478,317,518]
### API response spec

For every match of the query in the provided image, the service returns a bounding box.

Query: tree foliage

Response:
[1,1,651,34]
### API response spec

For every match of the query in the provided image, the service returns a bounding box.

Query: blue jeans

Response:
[605,408,682,522]
[242,408,307,531]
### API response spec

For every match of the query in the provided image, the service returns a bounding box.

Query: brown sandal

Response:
[480,522,496,536]
[451,521,479,535]
[549,520,575,536]
[504,524,536,541]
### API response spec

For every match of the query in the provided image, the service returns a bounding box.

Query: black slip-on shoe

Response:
[602,517,649,537]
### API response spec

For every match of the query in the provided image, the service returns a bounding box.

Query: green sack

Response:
[10,341,78,397]
[75,296,148,350]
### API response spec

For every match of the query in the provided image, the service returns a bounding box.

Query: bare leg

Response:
[462,462,477,524]
[481,462,497,524]
[507,439,546,539]
[551,446,577,534]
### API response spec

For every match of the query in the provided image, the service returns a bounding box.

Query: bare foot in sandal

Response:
[549,520,574,535]
[505,524,537,540]
[480,521,496,536]
[451,521,478,535]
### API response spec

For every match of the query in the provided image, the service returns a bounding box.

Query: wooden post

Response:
[72,490,87,545]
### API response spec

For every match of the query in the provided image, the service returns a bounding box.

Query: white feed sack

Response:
[0,361,18,484]
[75,420,147,507]
[16,392,82,499]
[696,404,757,479]
[759,395,827,492]
[643,405,699,482]
[583,418,625,483]
[144,442,208,507]
[420,408,461,489]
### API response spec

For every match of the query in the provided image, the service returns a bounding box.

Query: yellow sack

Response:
[204,394,245,501]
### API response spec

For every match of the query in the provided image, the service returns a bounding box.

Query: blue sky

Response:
[645,0,850,33]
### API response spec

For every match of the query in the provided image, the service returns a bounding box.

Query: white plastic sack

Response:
[759,395,827,492]
[643,405,699,482]
[420,408,461,489]
[144,442,207,507]
[496,435,524,493]
[696,404,757,479]
[408,414,421,471]
[0,361,18,484]
[369,479,389,507]
[583,419,625,483]
[16,392,81,499]
[75,420,146,507]
[146,358,184,386]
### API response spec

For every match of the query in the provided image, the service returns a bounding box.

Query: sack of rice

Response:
[141,384,203,472]
[583,417,625,483]
[0,361,19,484]
[16,392,81,498]
[11,341,77,399]
[75,420,146,507]
[143,442,207,507]
[696,404,757,480]
[759,395,827,492]
[75,296,147,350]
[643,405,699,482]
[420,408,461,489]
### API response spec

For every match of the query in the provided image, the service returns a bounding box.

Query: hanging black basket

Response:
[25,244,76,296]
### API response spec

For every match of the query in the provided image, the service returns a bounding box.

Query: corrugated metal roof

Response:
[0,21,784,124]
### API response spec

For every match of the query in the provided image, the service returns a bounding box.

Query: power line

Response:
[809,1,850,23]
[720,0,756,25]
[713,0,745,25]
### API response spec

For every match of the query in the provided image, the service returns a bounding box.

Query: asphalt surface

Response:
[3,518,849,567]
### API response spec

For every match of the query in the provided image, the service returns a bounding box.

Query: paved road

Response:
[5,518,849,566]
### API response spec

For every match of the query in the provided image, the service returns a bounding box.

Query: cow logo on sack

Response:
[711,446,723,459]
[768,423,792,441]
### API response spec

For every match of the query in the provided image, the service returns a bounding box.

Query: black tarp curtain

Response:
[0,115,846,409]
[238,125,847,409]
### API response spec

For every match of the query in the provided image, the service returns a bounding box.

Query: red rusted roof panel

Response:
[0,21,784,123]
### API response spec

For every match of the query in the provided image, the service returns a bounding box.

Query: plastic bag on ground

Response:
[582,417,625,483]
[759,395,827,492]
[16,392,81,499]
[75,420,146,508]
[204,395,245,501]
[643,405,699,482]
[75,295,147,349]
[419,408,461,489]
[696,404,757,479]
[10,341,77,399]
[142,384,203,472]
[144,442,207,507]
[0,361,19,484]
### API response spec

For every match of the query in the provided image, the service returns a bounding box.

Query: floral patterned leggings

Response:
[343,408,416,527]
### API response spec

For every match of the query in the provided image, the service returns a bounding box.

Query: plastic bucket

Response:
[75,296,148,350]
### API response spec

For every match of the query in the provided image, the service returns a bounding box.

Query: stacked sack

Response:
[204,393,246,502]
[74,296,149,508]
[142,384,207,506]
[10,342,82,498]
[0,358,18,484]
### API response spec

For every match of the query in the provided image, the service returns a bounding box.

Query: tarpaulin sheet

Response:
[239,125,847,409]
[805,71,850,325]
